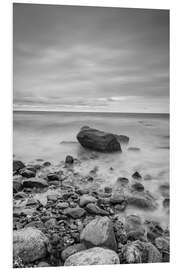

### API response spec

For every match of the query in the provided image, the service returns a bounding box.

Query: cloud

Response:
[13,4,169,113]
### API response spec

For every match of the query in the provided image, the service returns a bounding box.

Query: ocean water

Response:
[13,111,169,228]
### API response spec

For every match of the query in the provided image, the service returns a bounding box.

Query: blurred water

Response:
[13,111,169,228]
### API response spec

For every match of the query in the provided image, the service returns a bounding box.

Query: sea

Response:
[13,111,170,228]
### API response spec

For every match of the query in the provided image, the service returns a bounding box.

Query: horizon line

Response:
[13,109,170,115]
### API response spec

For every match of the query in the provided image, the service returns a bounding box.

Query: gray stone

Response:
[85,203,109,215]
[79,195,97,207]
[64,206,86,218]
[13,227,49,263]
[64,247,120,266]
[22,178,48,189]
[61,243,86,261]
[13,160,25,172]
[80,216,117,251]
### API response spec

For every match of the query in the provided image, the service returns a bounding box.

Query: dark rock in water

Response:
[77,126,121,152]
[64,206,86,218]
[13,227,49,263]
[65,155,74,164]
[61,243,87,261]
[22,177,48,189]
[116,177,129,186]
[43,161,51,167]
[86,203,109,215]
[132,171,142,179]
[116,135,129,144]
[131,182,144,192]
[20,169,36,178]
[13,160,25,172]
[159,183,169,197]
[13,181,23,193]
[47,173,59,181]
[163,198,170,208]
[80,216,117,251]
[64,247,120,266]
[104,186,112,194]
[127,191,157,209]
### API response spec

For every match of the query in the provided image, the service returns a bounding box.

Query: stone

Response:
[13,181,23,193]
[47,173,59,181]
[85,203,109,215]
[79,195,97,207]
[14,191,27,199]
[61,243,87,261]
[22,178,48,189]
[37,262,50,267]
[144,242,162,263]
[132,171,142,179]
[64,207,86,218]
[65,155,74,164]
[121,240,162,263]
[104,186,112,194]
[13,160,25,172]
[163,198,170,208]
[13,227,49,263]
[57,202,69,209]
[131,182,144,192]
[80,216,117,251]
[155,237,169,253]
[110,189,125,204]
[20,169,36,178]
[47,194,58,201]
[127,191,157,209]
[43,161,51,167]
[64,247,120,266]
[116,177,129,186]
[77,126,121,152]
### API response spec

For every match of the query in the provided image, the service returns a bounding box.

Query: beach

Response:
[13,111,170,267]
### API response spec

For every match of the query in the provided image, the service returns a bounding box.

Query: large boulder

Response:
[85,203,109,215]
[13,227,49,263]
[77,126,121,152]
[80,216,117,251]
[64,247,120,266]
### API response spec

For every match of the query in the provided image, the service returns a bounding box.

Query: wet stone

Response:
[132,171,142,179]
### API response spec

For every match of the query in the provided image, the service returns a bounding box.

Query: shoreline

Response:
[13,153,170,267]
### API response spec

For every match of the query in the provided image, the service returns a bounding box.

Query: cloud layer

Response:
[13,4,169,113]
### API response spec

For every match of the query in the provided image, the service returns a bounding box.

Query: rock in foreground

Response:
[13,227,49,263]
[77,126,121,152]
[80,216,117,251]
[64,247,120,266]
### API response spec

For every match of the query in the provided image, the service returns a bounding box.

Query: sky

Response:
[13,4,169,113]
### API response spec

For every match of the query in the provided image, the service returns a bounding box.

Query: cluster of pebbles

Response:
[13,156,170,267]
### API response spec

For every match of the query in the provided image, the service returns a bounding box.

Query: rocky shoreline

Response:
[13,127,169,267]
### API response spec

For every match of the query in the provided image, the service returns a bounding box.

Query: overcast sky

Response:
[13,4,169,113]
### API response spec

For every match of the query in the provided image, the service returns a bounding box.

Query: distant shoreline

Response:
[13,110,169,118]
